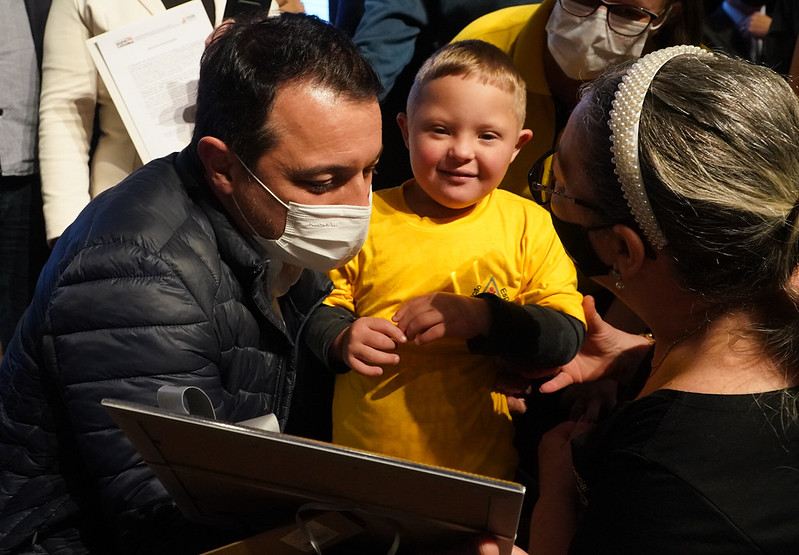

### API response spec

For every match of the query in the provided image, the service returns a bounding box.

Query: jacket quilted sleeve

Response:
[0,154,311,553]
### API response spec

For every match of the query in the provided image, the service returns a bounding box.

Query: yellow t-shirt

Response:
[325,183,583,479]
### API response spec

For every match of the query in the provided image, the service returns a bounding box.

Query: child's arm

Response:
[466,292,586,368]
[392,291,585,368]
[303,304,357,373]
[533,296,654,394]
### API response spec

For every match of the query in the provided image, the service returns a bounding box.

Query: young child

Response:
[305,40,585,480]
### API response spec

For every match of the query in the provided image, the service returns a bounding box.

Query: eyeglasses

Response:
[558,0,669,37]
[528,150,607,217]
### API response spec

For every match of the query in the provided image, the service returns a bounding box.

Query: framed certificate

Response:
[103,399,525,554]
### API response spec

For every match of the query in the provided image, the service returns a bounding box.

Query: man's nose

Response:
[345,173,372,207]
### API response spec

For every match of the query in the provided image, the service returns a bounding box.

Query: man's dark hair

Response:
[191,12,382,166]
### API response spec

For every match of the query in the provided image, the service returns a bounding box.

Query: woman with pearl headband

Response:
[469,46,799,555]
[533,44,799,555]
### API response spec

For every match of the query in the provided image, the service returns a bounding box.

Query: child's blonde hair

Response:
[406,40,527,127]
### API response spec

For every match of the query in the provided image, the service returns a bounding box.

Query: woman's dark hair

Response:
[580,52,799,377]
[191,12,382,166]
[646,0,705,51]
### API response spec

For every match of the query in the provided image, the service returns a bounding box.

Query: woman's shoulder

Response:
[574,388,799,512]
[571,388,799,554]
[575,391,678,460]
[598,388,799,452]
[574,388,799,485]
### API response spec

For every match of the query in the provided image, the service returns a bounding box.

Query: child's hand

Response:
[392,293,490,345]
[333,317,406,376]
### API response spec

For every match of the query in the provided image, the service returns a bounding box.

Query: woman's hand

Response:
[529,418,594,555]
[537,419,591,494]
[536,296,653,393]
[416,536,529,555]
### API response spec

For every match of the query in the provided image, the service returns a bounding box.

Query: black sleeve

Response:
[466,293,586,368]
[302,304,356,373]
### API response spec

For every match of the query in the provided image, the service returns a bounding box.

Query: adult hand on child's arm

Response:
[393,293,490,345]
[508,296,653,394]
[331,317,406,376]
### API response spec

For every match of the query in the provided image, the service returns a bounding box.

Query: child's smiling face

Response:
[398,74,531,218]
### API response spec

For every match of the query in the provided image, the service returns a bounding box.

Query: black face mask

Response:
[550,210,613,277]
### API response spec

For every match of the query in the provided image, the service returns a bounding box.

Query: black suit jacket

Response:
[704,6,751,60]
[23,0,52,67]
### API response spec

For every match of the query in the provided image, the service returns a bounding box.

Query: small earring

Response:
[613,268,624,290]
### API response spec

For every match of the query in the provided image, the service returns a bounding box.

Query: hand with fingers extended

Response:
[392,292,491,346]
[332,317,407,376]
[500,296,653,395]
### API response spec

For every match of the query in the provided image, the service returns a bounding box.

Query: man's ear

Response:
[396,112,411,149]
[611,224,647,278]
[197,136,236,195]
[510,129,534,162]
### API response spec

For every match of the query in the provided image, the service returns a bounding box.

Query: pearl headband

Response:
[608,45,712,250]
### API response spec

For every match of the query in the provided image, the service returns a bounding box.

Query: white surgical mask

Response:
[546,3,650,81]
[233,156,371,272]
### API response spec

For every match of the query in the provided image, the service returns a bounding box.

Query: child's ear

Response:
[397,112,411,149]
[510,129,533,162]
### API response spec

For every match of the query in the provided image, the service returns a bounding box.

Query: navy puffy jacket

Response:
[0,150,332,553]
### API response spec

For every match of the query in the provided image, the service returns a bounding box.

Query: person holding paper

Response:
[0,12,381,554]
[37,0,230,246]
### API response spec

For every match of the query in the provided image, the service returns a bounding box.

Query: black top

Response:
[570,387,799,555]
[704,5,755,61]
